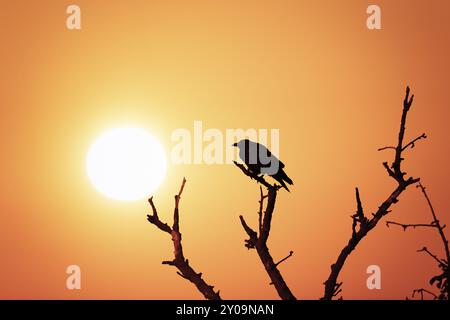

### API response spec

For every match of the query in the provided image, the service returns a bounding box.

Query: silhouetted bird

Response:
[232,139,293,191]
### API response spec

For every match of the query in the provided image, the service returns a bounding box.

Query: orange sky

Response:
[1,0,449,299]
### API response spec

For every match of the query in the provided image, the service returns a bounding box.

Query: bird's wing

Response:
[254,142,285,170]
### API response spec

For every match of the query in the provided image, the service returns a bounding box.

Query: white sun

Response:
[86,127,167,201]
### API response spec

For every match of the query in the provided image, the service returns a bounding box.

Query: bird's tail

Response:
[278,179,290,192]
[275,170,293,192]
[283,173,293,186]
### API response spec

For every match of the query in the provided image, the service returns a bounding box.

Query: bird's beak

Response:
[232,142,238,147]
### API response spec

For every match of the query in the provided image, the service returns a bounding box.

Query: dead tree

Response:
[234,161,296,300]
[322,86,426,300]
[146,178,222,300]
[386,182,449,300]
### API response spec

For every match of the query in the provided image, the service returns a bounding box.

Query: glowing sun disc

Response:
[86,127,167,201]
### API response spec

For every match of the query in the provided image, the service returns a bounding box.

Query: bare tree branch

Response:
[378,133,427,152]
[417,247,445,267]
[323,86,423,300]
[147,178,222,300]
[417,183,450,264]
[416,184,449,300]
[378,146,396,151]
[386,221,439,231]
[386,182,449,300]
[402,133,427,151]
[412,288,438,300]
[147,197,172,234]
[235,162,296,300]
[275,251,294,267]
[239,215,257,249]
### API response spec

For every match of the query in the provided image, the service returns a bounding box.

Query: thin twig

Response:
[386,221,439,231]
[377,146,396,151]
[275,251,294,267]
[379,133,427,152]
[417,247,446,268]
[412,288,438,300]
[402,133,427,151]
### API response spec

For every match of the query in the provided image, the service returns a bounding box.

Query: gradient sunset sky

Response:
[1,0,449,299]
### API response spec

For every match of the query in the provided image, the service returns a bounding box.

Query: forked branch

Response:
[323,86,424,300]
[147,178,222,300]
[235,162,296,300]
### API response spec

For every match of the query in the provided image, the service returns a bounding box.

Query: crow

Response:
[232,139,293,191]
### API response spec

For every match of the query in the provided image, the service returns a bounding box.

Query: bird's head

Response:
[232,139,249,149]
